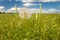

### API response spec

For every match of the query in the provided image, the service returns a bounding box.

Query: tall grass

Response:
[0,13,60,40]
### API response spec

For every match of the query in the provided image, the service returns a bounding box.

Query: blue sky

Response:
[0,0,60,13]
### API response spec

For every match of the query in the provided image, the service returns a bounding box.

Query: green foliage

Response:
[0,13,60,40]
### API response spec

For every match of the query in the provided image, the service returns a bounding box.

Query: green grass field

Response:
[0,13,60,40]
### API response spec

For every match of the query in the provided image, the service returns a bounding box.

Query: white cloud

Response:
[6,7,39,14]
[48,9,60,13]
[28,8,40,13]
[23,3,37,6]
[0,6,5,9]
[0,6,5,12]
[0,10,5,12]
[6,7,22,13]
[7,8,15,13]
[15,0,21,1]
[6,7,60,14]
[15,0,60,2]
[7,7,36,13]
[39,0,60,2]
[22,0,35,2]
[42,9,60,13]
[0,0,59,2]
[43,10,48,13]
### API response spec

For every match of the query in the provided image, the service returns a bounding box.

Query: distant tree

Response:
[2,12,5,14]
[0,12,2,14]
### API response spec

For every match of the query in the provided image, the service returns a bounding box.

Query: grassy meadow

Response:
[0,13,60,40]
